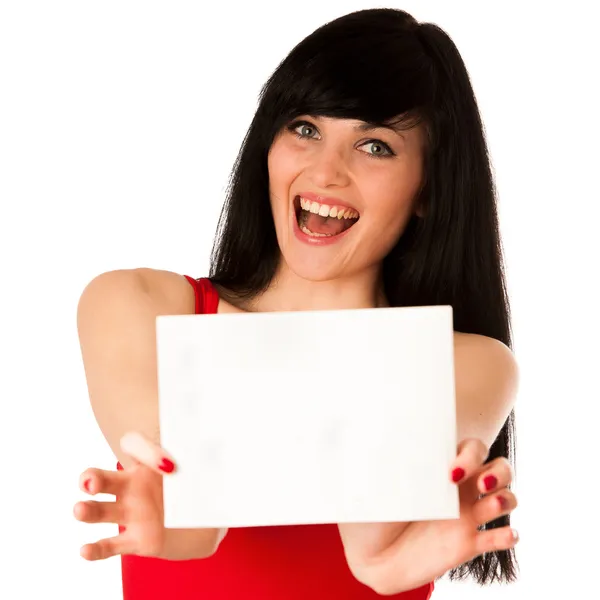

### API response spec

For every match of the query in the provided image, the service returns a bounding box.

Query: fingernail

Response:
[483,475,497,491]
[158,458,175,473]
[511,528,519,542]
[83,478,92,493]
[451,467,465,483]
[497,495,508,510]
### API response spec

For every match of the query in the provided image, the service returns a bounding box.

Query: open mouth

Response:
[293,195,360,238]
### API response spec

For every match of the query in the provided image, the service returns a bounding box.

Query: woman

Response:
[74,8,519,599]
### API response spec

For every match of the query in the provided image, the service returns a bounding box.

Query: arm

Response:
[77,268,226,558]
[338,334,519,584]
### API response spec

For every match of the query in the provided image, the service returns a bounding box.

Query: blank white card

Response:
[156,305,459,529]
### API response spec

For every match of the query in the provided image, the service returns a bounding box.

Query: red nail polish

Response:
[484,475,497,491]
[159,458,175,473]
[497,495,508,509]
[451,467,465,483]
[84,478,92,492]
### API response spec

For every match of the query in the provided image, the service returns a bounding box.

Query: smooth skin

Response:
[74,115,519,594]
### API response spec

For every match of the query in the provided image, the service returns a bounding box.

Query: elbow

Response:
[363,575,406,597]
[199,527,229,559]
[347,558,407,597]
[357,574,422,597]
[194,546,219,560]
[160,527,228,562]
[358,576,405,597]
[209,527,229,556]
[204,527,229,558]
[347,555,433,597]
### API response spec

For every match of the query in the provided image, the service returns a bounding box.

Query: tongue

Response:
[304,212,349,236]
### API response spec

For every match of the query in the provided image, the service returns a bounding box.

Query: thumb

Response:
[119,431,177,475]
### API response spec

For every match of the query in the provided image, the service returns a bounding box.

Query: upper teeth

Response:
[300,197,359,220]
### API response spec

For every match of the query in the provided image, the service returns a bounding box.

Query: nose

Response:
[305,145,351,189]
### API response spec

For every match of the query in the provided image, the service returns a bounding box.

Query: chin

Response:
[285,257,348,283]
[277,235,365,283]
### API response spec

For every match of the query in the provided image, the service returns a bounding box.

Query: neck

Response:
[245,261,388,313]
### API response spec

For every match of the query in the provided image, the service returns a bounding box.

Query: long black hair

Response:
[209,8,517,585]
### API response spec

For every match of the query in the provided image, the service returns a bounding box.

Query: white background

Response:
[1,1,598,598]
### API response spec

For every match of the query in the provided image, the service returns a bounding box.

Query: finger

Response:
[79,467,128,496]
[80,533,132,561]
[449,438,489,485]
[73,500,124,525]
[475,456,515,495]
[471,489,518,526]
[472,525,519,557]
[120,431,177,475]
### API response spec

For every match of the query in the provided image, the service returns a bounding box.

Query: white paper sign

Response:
[156,305,459,529]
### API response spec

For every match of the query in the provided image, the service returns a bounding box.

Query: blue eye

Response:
[286,119,396,160]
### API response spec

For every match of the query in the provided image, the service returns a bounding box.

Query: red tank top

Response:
[116,276,434,600]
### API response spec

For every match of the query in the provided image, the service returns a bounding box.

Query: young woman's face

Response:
[268,115,425,282]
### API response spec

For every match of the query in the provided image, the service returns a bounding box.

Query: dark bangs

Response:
[255,9,434,146]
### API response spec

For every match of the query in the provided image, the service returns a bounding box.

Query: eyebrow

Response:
[302,115,410,138]
[353,122,405,136]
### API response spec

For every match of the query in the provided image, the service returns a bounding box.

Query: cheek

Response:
[372,207,411,244]
[360,209,412,263]
[268,142,300,185]
[362,186,417,247]
[369,164,422,227]
[269,144,305,217]
[268,155,293,224]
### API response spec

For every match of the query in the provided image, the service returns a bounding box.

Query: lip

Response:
[291,203,356,246]
[295,191,359,214]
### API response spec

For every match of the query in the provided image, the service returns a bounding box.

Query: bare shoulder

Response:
[135,267,196,313]
[454,332,517,366]
[453,332,519,447]
[78,267,195,315]
[454,332,518,385]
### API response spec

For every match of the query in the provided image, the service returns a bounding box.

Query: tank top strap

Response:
[183,275,219,315]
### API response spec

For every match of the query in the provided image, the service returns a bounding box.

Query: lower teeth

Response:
[297,209,337,237]
[300,225,334,238]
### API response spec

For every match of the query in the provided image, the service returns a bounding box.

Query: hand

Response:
[73,431,225,561]
[351,438,519,595]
